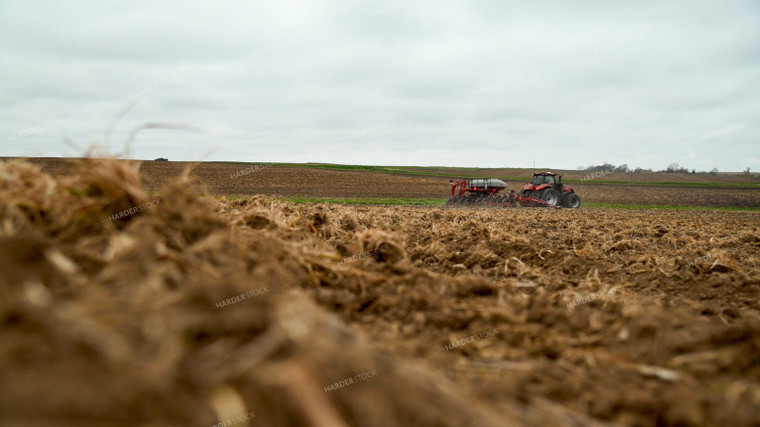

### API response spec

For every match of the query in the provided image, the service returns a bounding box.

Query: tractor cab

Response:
[531,174,556,186]
[528,172,560,189]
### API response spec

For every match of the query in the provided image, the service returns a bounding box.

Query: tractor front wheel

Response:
[563,193,581,208]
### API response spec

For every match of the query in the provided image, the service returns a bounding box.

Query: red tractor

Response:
[521,172,581,208]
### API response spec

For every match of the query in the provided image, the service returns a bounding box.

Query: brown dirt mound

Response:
[2,158,759,426]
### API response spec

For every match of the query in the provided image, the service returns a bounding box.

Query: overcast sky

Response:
[2,1,759,171]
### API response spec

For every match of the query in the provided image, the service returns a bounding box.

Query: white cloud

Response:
[1,0,759,171]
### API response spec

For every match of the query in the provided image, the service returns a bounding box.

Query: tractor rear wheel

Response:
[563,193,581,208]
[540,189,560,206]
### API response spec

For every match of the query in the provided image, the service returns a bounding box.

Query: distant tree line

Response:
[577,162,651,173]
[577,162,724,175]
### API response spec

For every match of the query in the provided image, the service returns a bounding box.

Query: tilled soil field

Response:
[1,158,759,426]
[19,158,760,208]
